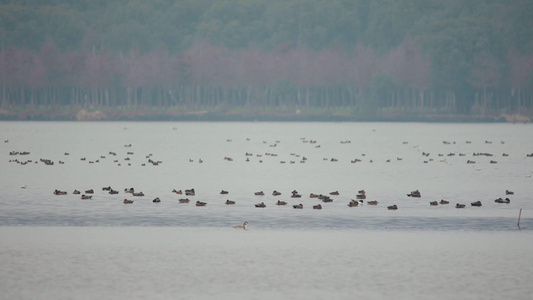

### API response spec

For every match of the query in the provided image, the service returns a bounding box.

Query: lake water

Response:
[1,121,533,299]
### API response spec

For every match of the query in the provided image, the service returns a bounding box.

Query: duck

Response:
[494,198,511,204]
[81,194,92,200]
[275,200,287,206]
[85,189,94,194]
[456,203,466,208]
[272,190,282,196]
[225,200,236,205]
[109,189,119,194]
[73,190,81,194]
[387,204,398,210]
[185,188,195,196]
[123,199,134,204]
[505,190,514,195]
[195,201,207,206]
[367,200,378,205]
[255,202,266,208]
[439,199,449,205]
[124,188,134,194]
[407,190,421,197]
[172,189,183,194]
[348,201,359,207]
[133,192,144,197]
[293,204,303,209]
[430,201,438,206]
[102,186,112,191]
[53,189,67,195]
[329,191,340,195]
[313,204,322,210]
[309,193,320,198]
[178,198,190,203]
[254,191,265,196]
[152,197,161,203]
[220,190,229,195]
[471,201,482,207]
[233,221,248,230]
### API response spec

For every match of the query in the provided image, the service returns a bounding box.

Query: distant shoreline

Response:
[0,107,530,123]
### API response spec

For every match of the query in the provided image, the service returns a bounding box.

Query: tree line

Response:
[0,0,532,118]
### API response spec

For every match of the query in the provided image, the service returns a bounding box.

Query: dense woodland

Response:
[0,0,532,120]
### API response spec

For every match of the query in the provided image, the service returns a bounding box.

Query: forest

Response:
[0,0,532,121]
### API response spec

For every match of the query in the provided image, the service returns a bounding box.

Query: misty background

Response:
[0,0,532,121]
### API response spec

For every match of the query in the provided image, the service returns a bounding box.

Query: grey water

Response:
[1,122,533,299]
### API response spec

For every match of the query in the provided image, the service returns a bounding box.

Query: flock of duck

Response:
[51,186,515,212]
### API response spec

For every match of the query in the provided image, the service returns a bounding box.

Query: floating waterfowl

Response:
[330,191,339,195]
[367,200,378,205]
[81,194,92,200]
[53,189,67,195]
[178,198,190,203]
[255,202,266,208]
[225,200,235,205]
[123,199,134,204]
[430,201,438,206]
[109,189,119,194]
[220,190,229,194]
[471,201,482,207]
[313,204,322,210]
[233,221,248,230]
[73,190,81,194]
[276,200,287,206]
[506,190,514,195]
[387,204,398,210]
[195,201,207,206]
[172,189,182,194]
[85,189,94,194]
[185,188,195,196]
[348,201,359,207]
[254,191,265,196]
[495,198,510,204]
[456,203,466,208]
[293,204,303,209]
[407,190,421,197]
[272,190,282,196]
[152,197,161,203]
[133,192,144,197]
[439,199,449,205]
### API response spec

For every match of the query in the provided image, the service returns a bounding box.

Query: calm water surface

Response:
[1,122,532,299]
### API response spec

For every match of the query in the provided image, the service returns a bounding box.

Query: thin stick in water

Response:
[517,209,522,228]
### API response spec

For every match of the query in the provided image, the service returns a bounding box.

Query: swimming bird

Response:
[348,201,359,207]
[225,200,235,205]
[276,200,287,205]
[85,189,94,194]
[179,198,190,203]
[152,197,161,203]
[505,190,514,195]
[254,191,265,196]
[272,190,282,196]
[73,190,81,194]
[471,201,482,207]
[293,204,303,209]
[495,198,510,204]
[387,204,398,210]
[81,194,92,200]
[195,201,207,206]
[439,199,449,205]
[233,221,248,230]
[123,199,134,204]
[313,204,322,210]
[255,202,266,208]
[367,201,378,205]
[456,203,465,208]
[430,201,438,206]
[172,189,183,194]
[220,190,229,194]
